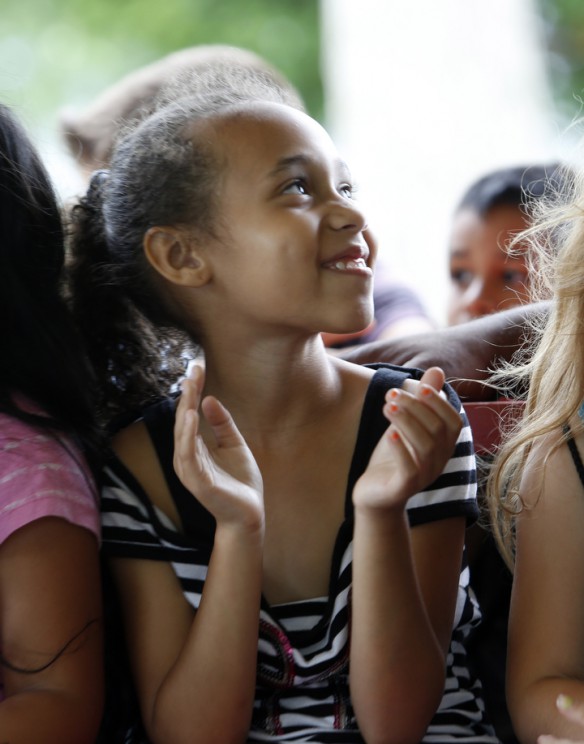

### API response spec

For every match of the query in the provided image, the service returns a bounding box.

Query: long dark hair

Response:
[0,103,102,470]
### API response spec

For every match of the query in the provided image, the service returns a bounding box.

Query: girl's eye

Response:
[283,179,308,195]
[450,269,474,288]
[503,270,528,286]
[339,184,354,199]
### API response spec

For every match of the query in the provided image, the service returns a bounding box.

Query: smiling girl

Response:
[68,95,497,743]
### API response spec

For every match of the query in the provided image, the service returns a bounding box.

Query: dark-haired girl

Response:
[69,95,498,743]
[0,103,103,741]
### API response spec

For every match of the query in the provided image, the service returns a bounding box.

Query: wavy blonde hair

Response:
[487,162,584,567]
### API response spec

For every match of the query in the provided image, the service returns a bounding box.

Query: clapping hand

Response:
[353,367,462,512]
[173,365,264,530]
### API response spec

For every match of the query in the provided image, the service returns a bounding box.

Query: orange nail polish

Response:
[421,386,432,396]
[389,403,398,413]
[390,430,400,441]
[389,389,399,399]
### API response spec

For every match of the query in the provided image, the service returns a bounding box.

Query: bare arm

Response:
[0,518,103,744]
[340,302,547,400]
[112,526,263,744]
[507,432,584,744]
[350,367,465,743]
[111,366,264,744]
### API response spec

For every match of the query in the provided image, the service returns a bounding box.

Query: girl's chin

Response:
[321,320,376,347]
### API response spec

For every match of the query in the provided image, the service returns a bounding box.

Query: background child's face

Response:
[447,205,531,326]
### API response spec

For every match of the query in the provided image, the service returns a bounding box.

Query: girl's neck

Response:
[199,335,347,446]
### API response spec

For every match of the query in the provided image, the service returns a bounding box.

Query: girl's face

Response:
[193,102,376,340]
[447,205,531,326]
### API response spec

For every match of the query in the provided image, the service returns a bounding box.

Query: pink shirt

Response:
[0,410,100,700]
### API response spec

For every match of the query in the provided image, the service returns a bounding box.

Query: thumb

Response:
[419,366,446,393]
[201,396,245,449]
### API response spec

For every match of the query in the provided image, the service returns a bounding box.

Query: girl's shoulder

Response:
[111,413,182,531]
[336,358,424,390]
[0,409,100,546]
[340,360,458,407]
[521,424,584,511]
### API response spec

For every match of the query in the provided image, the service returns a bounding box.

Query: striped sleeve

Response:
[101,460,178,561]
[100,457,213,611]
[407,392,478,527]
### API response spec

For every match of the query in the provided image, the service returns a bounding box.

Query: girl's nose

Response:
[463,281,501,319]
[327,198,367,233]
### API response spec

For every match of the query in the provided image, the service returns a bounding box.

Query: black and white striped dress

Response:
[101,364,499,743]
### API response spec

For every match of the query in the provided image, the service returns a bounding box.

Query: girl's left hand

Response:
[353,367,462,512]
[538,695,584,744]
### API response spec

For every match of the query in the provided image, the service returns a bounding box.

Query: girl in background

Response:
[0,103,103,741]
[487,163,584,744]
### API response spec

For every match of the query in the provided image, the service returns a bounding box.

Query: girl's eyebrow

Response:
[268,154,351,179]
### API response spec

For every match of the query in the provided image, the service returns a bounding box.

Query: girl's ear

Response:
[144,226,212,287]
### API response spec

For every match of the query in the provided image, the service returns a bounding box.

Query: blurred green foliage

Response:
[0,0,322,131]
[3,1,584,146]
[537,0,584,123]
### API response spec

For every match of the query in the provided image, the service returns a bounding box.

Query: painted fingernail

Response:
[390,430,399,441]
[421,386,432,396]
[389,403,398,413]
[389,389,399,399]
[557,694,573,710]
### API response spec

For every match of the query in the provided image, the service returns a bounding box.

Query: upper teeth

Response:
[333,258,366,270]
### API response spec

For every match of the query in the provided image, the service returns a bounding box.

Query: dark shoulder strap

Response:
[563,423,584,488]
[345,364,423,512]
[142,396,216,542]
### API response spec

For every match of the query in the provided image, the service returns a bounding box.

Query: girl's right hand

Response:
[353,367,462,513]
[173,365,264,531]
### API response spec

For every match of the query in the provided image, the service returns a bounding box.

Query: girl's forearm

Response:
[149,523,263,744]
[350,509,445,744]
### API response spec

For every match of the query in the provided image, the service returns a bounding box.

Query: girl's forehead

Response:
[193,101,338,162]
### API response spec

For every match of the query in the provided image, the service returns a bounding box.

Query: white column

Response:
[320,0,566,323]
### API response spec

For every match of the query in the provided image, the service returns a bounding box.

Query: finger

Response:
[176,365,204,431]
[383,397,436,457]
[364,420,419,488]
[418,366,445,394]
[384,388,460,444]
[186,363,205,401]
[174,367,205,478]
[409,368,463,429]
[173,408,202,485]
[383,425,418,473]
[201,396,246,450]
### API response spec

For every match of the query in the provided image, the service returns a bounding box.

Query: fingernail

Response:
[389,389,399,399]
[389,403,398,413]
[390,430,399,441]
[421,386,432,397]
[557,694,573,710]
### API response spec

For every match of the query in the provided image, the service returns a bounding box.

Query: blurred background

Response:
[1,0,583,323]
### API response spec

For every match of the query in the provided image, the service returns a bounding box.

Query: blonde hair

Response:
[487,162,584,567]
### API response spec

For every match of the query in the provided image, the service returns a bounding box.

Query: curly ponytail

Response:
[67,133,198,426]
